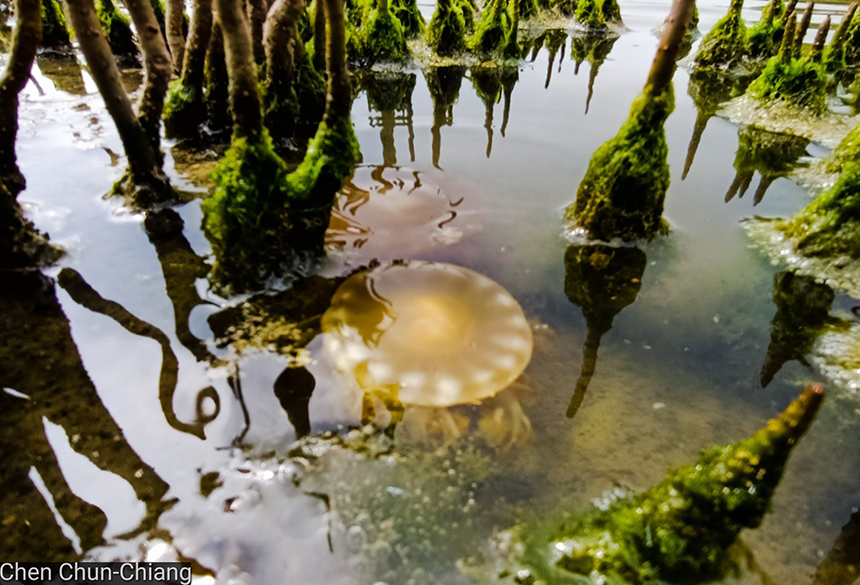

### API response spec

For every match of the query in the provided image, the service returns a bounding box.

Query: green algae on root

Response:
[725,126,809,205]
[746,0,784,60]
[426,0,467,56]
[693,0,747,70]
[40,0,72,52]
[566,86,673,241]
[163,79,204,138]
[748,57,828,114]
[575,0,605,29]
[391,0,424,38]
[777,162,860,258]
[470,0,509,56]
[97,0,141,66]
[513,385,824,585]
[823,3,858,76]
[826,120,860,173]
[362,0,409,64]
[201,134,294,291]
[602,0,622,24]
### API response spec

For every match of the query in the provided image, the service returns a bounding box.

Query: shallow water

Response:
[4,0,860,583]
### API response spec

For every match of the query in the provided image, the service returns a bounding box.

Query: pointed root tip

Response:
[784,383,825,438]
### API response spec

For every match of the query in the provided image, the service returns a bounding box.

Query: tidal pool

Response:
[2,0,860,583]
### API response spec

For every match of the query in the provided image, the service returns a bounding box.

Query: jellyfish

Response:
[321,261,534,446]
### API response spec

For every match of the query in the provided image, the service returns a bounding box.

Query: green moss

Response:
[778,162,860,258]
[824,41,849,76]
[725,126,809,203]
[97,0,140,64]
[515,0,538,20]
[150,0,166,34]
[391,0,425,38]
[747,19,782,60]
[748,56,828,113]
[459,0,475,32]
[263,80,299,141]
[202,134,293,292]
[426,0,467,56]
[826,121,860,173]
[566,85,673,242]
[502,19,519,59]
[602,0,621,24]
[40,0,71,50]
[575,0,605,28]
[363,4,409,64]
[694,0,747,70]
[844,15,860,69]
[516,386,822,585]
[554,0,575,16]
[163,80,204,139]
[470,0,508,56]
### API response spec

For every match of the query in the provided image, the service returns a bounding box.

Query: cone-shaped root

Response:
[362,0,409,64]
[426,0,467,56]
[694,0,747,69]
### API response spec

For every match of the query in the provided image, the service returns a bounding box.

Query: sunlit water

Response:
[4,0,860,583]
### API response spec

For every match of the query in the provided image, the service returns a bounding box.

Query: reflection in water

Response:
[725,127,809,205]
[501,67,518,137]
[564,244,646,418]
[326,165,472,257]
[321,262,533,446]
[569,33,619,113]
[683,69,745,180]
[0,271,171,560]
[760,271,834,388]
[470,67,502,158]
[814,509,860,585]
[544,29,567,89]
[425,66,466,169]
[207,276,342,441]
[144,209,219,364]
[362,72,416,166]
[36,57,87,96]
[57,268,220,440]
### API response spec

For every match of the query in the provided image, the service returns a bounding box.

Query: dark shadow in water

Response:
[363,72,417,167]
[425,66,466,169]
[543,29,567,89]
[57,268,219,439]
[569,33,619,114]
[725,127,810,205]
[0,271,171,560]
[36,56,87,95]
[470,67,503,159]
[273,366,316,438]
[683,69,752,180]
[814,509,860,585]
[207,275,345,441]
[760,271,834,388]
[564,244,646,418]
[143,209,221,365]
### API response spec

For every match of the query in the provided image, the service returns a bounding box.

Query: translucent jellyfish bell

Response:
[321,262,533,408]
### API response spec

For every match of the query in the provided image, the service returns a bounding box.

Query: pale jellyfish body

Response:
[321,262,534,445]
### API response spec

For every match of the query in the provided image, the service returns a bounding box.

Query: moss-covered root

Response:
[202,136,294,292]
[823,2,858,75]
[694,0,747,70]
[391,0,424,38]
[843,9,860,69]
[163,0,212,139]
[40,0,72,52]
[778,162,860,258]
[514,0,537,22]
[746,0,785,60]
[521,385,824,585]
[426,0,467,56]
[747,13,829,114]
[567,0,693,242]
[363,0,409,64]
[725,126,808,205]
[470,0,508,56]
[793,1,814,57]
[574,0,604,28]
[97,0,141,67]
[601,0,621,24]
[502,0,520,58]
[826,119,860,173]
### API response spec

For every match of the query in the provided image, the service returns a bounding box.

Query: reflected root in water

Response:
[814,509,860,585]
[57,268,218,440]
[0,271,171,559]
[760,270,834,388]
[564,244,646,418]
[362,72,417,167]
[569,33,620,114]
[425,66,466,169]
[470,67,502,158]
[724,126,809,206]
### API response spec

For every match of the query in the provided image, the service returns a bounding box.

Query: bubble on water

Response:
[278,457,309,486]
[346,525,367,553]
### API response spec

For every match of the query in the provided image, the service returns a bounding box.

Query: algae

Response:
[747,56,828,114]
[40,0,72,52]
[566,85,673,242]
[97,0,141,66]
[426,0,468,57]
[391,0,425,38]
[724,126,809,205]
[470,0,509,57]
[362,0,410,64]
[693,0,747,70]
[163,79,204,138]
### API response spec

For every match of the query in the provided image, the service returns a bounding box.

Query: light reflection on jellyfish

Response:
[325,165,478,260]
[320,262,534,448]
